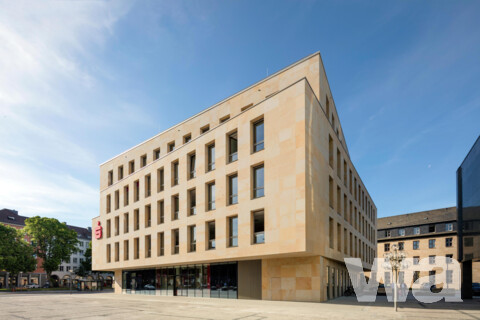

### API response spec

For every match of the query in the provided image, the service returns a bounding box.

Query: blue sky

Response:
[0,1,479,227]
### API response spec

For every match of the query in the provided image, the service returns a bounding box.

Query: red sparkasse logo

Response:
[95,221,103,239]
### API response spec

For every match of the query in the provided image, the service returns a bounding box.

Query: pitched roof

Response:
[377,207,457,230]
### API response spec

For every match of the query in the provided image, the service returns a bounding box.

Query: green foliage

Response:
[75,241,92,277]
[0,224,36,277]
[24,216,79,279]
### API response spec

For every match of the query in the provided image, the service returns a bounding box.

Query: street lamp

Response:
[383,244,408,312]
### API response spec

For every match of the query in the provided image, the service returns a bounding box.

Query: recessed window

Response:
[207,182,216,211]
[108,170,113,186]
[123,213,129,234]
[133,180,139,202]
[124,240,129,260]
[446,237,453,247]
[158,232,164,256]
[228,131,238,163]
[145,235,151,258]
[115,190,120,210]
[429,239,436,249]
[172,229,179,254]
[115,243,119,262]
[413,227,420,235]
[220,115,230,123]
[157,200,164,224]
[140,154,147,168]
[253,119,264,152]
[168,141,175,152]
[207,221,215,250]
[123,185,129,206]
[157,168,164,192]
[106,219,111,238]
[145,205,151,228]
[114,216,119,236]
[207,143,215,171]
[228,174,238,205]
[446,254,453,264]
[189,225,196,252]
[106,194,111,213]
[241,103,253,112]
[188,153,196,179]
[145,174,151,198]
[134,237,139,259]
[188,188,196,216]
[228,216,238,247]
[183,134,192,144]
[398,242,404,250]
[200,125,210,134]
[153,148,160,160]
[413,240,419,250]
[133,209,140,231]
[464,237,473,247]
[118,166,124,180]
[429,224,435,233]
[253,164,264,198]
[413,256,420,265]
[385,230,391,237]
[398,229,405,236]
[253,210,265,244]
[106,244,111,263]
[172,161,179,186]
[446,223,453,231]
[129,160,135,174]
[429,255,436,264]
[384,243,390,252]
[172,195,179,220]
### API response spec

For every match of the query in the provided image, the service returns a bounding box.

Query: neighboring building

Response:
[457,135,480,298]
[377,207,459,288]
[0,209,47,288]
[92,52,377,302]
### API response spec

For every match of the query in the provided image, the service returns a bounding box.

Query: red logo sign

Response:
[95,221,103,239]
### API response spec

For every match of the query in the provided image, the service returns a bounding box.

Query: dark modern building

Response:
[457,135,480,298]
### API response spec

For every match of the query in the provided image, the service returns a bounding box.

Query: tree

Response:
[0,224,36,288]
[24,216,78,284]
[75,241,92,277]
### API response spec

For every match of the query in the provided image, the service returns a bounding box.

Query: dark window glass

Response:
[253,165,264,198]
[189,154,196,179]
[228,174,238,205]
[173,229,179,254]
[173,195,179,220]
[207,183,215,211]
[253,211,264,244]
[208,222,216,250]
[207,144,215,171]
[189,225,196,252]
[173,162,179,185]
[253,120,264,152]
[189,189,196,216]
[228,132,238,162]
[228,216,238,247]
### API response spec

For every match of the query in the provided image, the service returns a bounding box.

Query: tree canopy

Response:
[24,216,78,280]
[0,224,36,278]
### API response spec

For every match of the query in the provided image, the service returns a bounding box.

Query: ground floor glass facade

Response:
[122,262,237,299]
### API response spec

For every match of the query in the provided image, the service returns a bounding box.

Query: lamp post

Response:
[383,244,407,312]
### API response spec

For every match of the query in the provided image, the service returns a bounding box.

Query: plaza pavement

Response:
[0,291,479,320]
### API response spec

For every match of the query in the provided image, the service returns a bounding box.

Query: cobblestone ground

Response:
[0,292,479,320]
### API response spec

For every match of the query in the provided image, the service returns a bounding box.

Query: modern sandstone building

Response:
[92,52,377,302]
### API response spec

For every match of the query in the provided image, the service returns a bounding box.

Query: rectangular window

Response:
[134,237,139,259]
[413,256,420,265]
[157,168,164,192]
[172,195,179,220]
[253,119,264,152]
[145,174,151,197]
[115,242,119,262]
[228,216,238,247]
[446,254,453,264]
[429,239,436,249]
[124,240,129,260]
[145,235,151,258]
[228,174,238,205]
[228,131,238,163]
[336,187,341,215]
[118,166,124,180]
[241,103,253,112]
[189,225,196,252]
[399,229,405,236]
[337,223,341,252]
[157,200,164,224]
[183,134,192,144]
[253,164,264,198]
[115,190,119,210]
[343,194,347,218]
[172,229,179,254]
[429,224,435,233]
[220,115,230,123]
[106,219,111,238]
[129,160,135,174]
[207,182,216,211]
[108,170,113,186]
[133,180,139,202]
[200,125,210,134]
[413,271,420,283]
[329,135,334,168]
[106,194,111,213]
[384,243,390,252]
[329,177,334,208]
[114,216,119,236]
[398,242,404,250]
[140,154,147,168]
[123,212,129,233]
[336,149,341,178]
[464,237,473,247]
[172,161,179,186]
[329,218,334,249]
[207,221,215,250]
[157,232,164,256]
[207,143,215,171]
[446,223,453,231]
[123,185,129,206]
[188,153,196,179]
[429,255,435,264]
[168,141,175,152]
[134,209,139,231]
[413,240,419,250]
[153,148,160,160]
[446,238,453,247]
[343,160,347,186]
[386,230,391,237]
[106,244,111,263]
[145,205,151,228]
[253,210,265,244]
[188,188,196,216]
[414,227,420,235]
